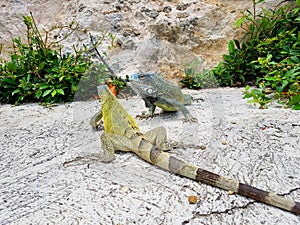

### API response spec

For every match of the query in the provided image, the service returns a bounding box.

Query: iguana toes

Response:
[78,85,300,215]
[128,73,198,122]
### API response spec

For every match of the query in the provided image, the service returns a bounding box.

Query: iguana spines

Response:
[98,85,139,134]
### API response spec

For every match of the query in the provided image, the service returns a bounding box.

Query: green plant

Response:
[108,75,129,93]
[287,94,300,110]
[0,13,92,104]
[0,13,116,104]
[243,85,272,109]
[180,0,300,109]
[74,62,112,101]
[180,59,218,89]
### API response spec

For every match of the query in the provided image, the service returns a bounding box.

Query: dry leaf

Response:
[121,186,129,192]
[188,195,198,204]
[199,145,206,150]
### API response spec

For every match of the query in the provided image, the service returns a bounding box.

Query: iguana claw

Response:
[183,117,198,123]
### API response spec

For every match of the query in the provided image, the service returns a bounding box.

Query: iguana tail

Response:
[136,146,300,215]
[193,164,300,215]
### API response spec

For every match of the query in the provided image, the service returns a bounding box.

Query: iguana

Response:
[128,73,198,122]
[66,85,300,215]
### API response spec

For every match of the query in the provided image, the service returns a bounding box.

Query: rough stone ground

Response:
[0,88,299,225]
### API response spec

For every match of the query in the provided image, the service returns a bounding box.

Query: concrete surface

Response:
[0,88,299,224]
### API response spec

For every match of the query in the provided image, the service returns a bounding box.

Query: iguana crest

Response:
[99,85,139,135]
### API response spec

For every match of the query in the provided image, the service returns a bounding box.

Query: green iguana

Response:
[66,85,300,215]
[128,73,198,122]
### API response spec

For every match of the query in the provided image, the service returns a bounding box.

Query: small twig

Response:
[89,33,115,76]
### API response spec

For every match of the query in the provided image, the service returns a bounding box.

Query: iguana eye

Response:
[139,74,146,80]
[146,88,153,94]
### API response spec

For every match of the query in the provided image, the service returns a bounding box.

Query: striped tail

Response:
[139,147,300,215]
[195,167,300,215]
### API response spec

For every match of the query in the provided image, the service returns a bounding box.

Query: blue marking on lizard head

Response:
[130,73,159,81]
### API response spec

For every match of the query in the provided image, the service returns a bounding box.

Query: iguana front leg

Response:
[136,97,156,119]
[90,110,103,130]
[64,127,169,166]
[64,133,134,166]
[99,133,136,162]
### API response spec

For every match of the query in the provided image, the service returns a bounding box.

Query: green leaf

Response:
[2,78,17,85]
[10,54,19,62]
[51,89,57,97]
[23,16,33,28]
[42,89,52,97]
[228,40,236,55]
[247,100,256,104]
[266,54,272,61]
[288,94,300,106]
[12,89,20,95]
[39,61,45,70]
[56,89,65,95]
[252,89,262,95]
[234,16,245,28]
[279,80,289,92]
[243,94,253,99]
[6,62,17,72]
[292,104,300,110]
[35,89,42,99]
[39,83,50,89]
[291,56,299,63]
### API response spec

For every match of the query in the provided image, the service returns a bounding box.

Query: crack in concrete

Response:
[279,187,300,197]
[182,186,300,223]
[194,200,256,217]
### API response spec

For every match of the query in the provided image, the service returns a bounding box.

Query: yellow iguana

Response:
[128,73,198,122]
[66,85,300,215]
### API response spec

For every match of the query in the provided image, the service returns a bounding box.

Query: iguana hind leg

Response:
[143,126,170,151]
[163,98,198,122]
[183,94,192,105]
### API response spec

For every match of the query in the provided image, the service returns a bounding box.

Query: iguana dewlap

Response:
[128,73,197,122]
[83,85,300,215]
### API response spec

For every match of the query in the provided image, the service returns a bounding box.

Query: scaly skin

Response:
[128,73,198,122]
[67,85,300,215]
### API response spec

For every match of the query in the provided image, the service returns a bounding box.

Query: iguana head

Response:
[130,73,159,81]
[128,73,159,97]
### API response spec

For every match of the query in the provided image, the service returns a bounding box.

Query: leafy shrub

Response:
[181,0,300,109]
[0,13,116,104]
[180,59,218,89]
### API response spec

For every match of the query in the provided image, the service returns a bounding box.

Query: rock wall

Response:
[0,0,282,79]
